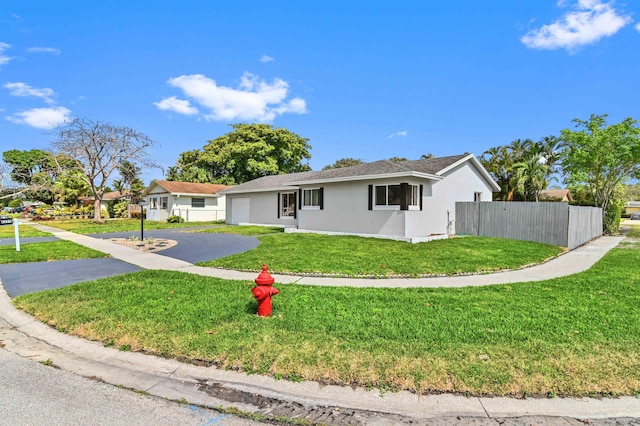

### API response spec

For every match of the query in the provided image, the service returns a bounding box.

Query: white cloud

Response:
[260,54,275,63]
[0,42,12,67]
[4,82,55,104]
[154,96,199,115]
[636,22,640,32]
[27,47,61,55]
[388,130,408,139]
[159,72,308,122]
[521,0,632,51]
[6,106,71,129]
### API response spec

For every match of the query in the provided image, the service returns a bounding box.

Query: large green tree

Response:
[167,123,312,185]
[322,157,364,170]
[50,117,159,222]
[2,149,60,204]
[560,114,640,234]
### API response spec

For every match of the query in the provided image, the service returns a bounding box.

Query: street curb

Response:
[2,284,640,422]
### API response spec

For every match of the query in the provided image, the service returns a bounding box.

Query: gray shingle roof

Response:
[220,153,472,194]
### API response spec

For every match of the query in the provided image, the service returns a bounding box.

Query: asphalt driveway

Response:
[87,228,260,264]
[0,230,259,298]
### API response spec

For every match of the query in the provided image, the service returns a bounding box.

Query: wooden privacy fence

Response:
[455,202,602,249]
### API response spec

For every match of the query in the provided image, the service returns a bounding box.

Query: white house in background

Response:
[220,153,500,242]
[143,180,230,222]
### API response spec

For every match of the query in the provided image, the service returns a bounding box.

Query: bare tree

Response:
[50,118,159,222]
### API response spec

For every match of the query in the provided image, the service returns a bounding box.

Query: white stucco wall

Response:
[226,192,299,227]
[298,180,406,237]
[405,161,494,237]
[171,195,226,222]
[145,189,226,222]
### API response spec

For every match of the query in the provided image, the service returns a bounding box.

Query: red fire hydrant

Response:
[252,264,279,317]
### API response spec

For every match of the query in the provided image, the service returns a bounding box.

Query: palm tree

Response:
[513,156,549,201]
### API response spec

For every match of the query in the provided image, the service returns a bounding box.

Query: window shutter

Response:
[368,185,373,210]
[419,185,423,211]
[277,193,281,218]
[298,189,302,209]
[400,183,409,211]
[319,187,324,210]
[292,192,297,219]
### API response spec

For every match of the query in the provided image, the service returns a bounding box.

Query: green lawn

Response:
[0,224,52,238]
[34,218,224,234]
[200,234,564,277]
[14,237,640,397]
[0,241,108,263]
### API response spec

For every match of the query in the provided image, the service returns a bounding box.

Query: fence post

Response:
[13,219,20,252]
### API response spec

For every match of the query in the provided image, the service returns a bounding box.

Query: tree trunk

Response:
[93,198,103,223]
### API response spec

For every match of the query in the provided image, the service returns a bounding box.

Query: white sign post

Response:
[13,219,20,252]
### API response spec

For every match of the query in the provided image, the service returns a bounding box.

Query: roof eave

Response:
[288,171,443,186]
[171,192,222,197]
[223,185,300,195]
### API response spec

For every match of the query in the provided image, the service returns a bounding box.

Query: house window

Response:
[474,192,482,202]
[191,197,205,208]
[150,197,158,209]
[303,188,321,208]
[410,185,419,207]
[375,184,419,208]
[160,197,168,209]
[281,193,296,217]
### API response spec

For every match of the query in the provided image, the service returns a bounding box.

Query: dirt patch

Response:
[106,238,177,253]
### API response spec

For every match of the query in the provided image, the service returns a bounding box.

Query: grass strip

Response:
[0,224,52,238]
[14,242,640,397]
[34,219,224,234]
[0,241,108,263]
[200,234,564,277]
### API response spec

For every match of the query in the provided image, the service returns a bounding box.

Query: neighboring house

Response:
[626,201,640,215]
[143,180,230,222]
[539,189,574,202]
[79,191,126,212]
[221,153,500,241]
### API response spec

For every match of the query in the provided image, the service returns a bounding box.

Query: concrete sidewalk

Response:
[1,223,639,424]
[28,222,626,288]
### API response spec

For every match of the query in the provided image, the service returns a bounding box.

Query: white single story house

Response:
[143,180,230,222]
[220,153,500,241]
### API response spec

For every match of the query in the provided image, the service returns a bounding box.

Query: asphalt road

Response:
[0,348,260,426]
[0,229,260,298]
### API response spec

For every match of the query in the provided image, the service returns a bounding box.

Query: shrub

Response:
[167,215,184,223]
[112,201,129,218]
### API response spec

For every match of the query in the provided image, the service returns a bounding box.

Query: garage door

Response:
[231,197,250,224]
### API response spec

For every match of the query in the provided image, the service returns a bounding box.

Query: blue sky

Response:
[1,1,639,184]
